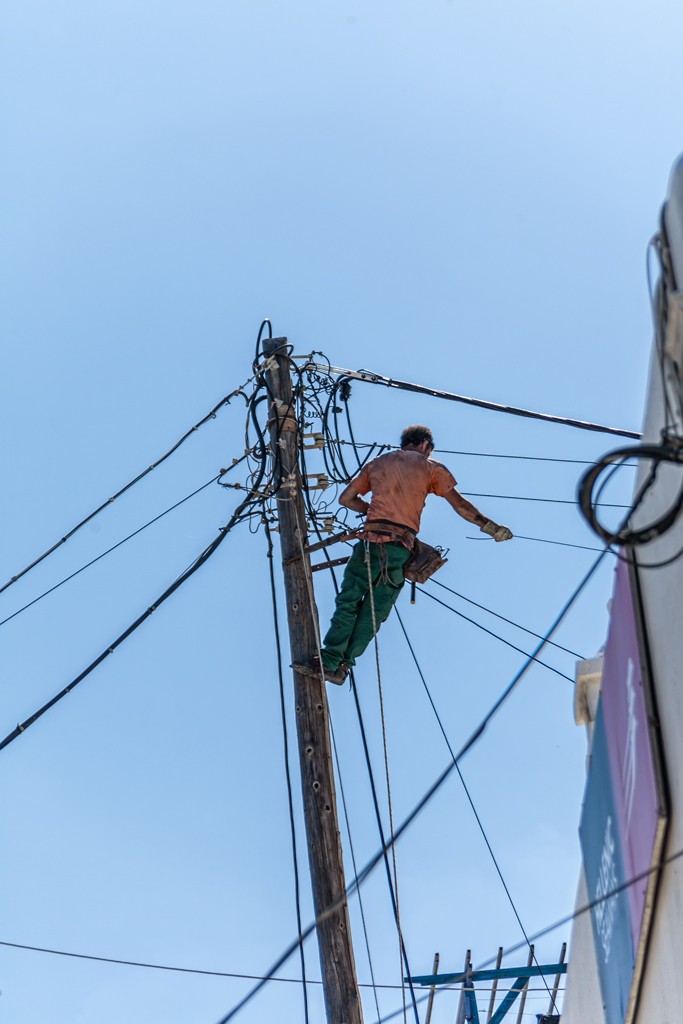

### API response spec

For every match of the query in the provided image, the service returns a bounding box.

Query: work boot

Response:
[291,656,349,686]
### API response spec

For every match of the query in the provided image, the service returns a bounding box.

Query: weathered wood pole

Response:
[263,337,364,1024]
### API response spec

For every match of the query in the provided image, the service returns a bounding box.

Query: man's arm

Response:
[339,480,371,515]
[443,488,488,527]
[442,488,513,541]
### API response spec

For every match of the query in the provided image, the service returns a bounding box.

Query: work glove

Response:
[481,520,513,542]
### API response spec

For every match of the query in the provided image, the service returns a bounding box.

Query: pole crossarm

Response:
[408,962,567,1024]
[408,962,568,986]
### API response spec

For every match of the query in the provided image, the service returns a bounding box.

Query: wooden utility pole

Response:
[263,337,364,1024]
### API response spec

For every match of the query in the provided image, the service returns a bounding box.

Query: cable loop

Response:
[578,440,683,546]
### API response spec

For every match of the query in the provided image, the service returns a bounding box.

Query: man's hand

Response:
[481,520,513,542]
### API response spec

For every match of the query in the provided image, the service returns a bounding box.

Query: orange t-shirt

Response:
[352,450,457,547]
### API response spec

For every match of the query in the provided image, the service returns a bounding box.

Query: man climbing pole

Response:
[296,425,513,684]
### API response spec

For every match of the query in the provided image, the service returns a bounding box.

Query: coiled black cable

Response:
[578,440,683,546]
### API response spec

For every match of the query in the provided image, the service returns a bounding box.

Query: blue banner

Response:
[579,704,634,1024]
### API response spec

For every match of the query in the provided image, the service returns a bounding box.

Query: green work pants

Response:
[321,540,411,670]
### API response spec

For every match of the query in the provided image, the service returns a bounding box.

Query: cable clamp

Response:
[17,722,24,732]
[356,368,381,382]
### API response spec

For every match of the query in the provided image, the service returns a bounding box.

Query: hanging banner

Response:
[579,559,668,1024]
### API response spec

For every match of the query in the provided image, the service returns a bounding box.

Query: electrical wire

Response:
[0,379,254,597]
[347,668,421,1024]
[337,440,638,467]
[393,608,558,1015]
[291,355,588,1021]
[330,717,383,1022]
[468,533,608,554]
[462,490,631,509]
[0,940,563,996]
[264,518,310,1024]
[302,361,641,439]
[297,404,421,1023]
[0,469,252,630]
[1,380,273,753]
[429,579,585,659]
[578,441,683,547]
[0,939,317,983]
[213,547,610,1024]
[417,587,575,683]
[264,350,400,1021]
[0,501,260,754]
[365,549,411,1024]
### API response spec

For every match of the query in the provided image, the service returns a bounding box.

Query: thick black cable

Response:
[473,845,683,973]
[263,519,310,1024]
[0,418,270,754]
[417,587,575,683]
[578,441,683,546]
[1,382,253,597]
[383,840,683,1024]
[303,362,641,439]
[0,508,255,753]
[253,317,273,371]
[393,608,558,1014]
[214,547,609,1024]
[326,381,356,482]
[371,991,434,1024]
[0,472,237,629]
[429,580,584,659]
[341,385,383,474]
[349,669,421,1024]
[329,718,383,1023]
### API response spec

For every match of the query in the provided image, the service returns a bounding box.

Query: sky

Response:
[2,1,682,1022]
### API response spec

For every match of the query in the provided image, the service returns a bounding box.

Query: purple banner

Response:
[599,560,661,954]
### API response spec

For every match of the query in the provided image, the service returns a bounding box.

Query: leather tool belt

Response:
[403,539,448,584]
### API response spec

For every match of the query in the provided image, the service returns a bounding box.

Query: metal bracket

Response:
[311,556,351,572]
[305,473,330,490]
[303,432,326,449]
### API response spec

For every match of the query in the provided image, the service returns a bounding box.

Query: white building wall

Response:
[624,241,683,1024]
[560,866,603,1024]
[562,156,683,1023]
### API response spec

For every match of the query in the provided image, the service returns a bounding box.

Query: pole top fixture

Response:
[262,336,288,354]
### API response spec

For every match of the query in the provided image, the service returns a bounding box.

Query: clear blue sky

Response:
[2,2,681,1022]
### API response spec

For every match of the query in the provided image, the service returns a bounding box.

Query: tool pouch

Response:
[403,539,448,584]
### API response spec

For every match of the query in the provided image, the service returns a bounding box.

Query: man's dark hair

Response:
[400,424,434,449]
